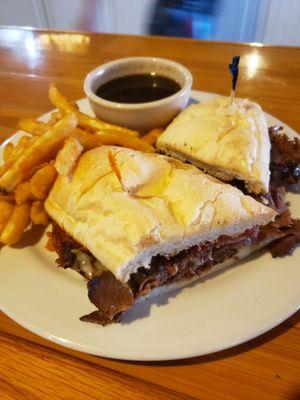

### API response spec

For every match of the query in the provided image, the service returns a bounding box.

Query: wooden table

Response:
[0,27,299,400]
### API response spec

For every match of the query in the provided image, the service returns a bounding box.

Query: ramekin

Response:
[84,57,193,133]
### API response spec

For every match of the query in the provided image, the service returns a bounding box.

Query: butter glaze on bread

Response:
[45,146,276,282]
[157,96,271,194]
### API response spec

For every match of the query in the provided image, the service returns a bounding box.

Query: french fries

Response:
[10,137,33,165]
[30,164,57,200]
[49,83,140,137]
[73,127,155,152]
[0,136,34,178]
[0,165,7,178]
[3,143,14,163]
[142,128,164,146]
[94,131,155,153]
[30,201,49,225]
[0,193,15,202]
[0,113,77,192]
[73,127,103,149]
[17,119,49,136]
[0,202,31,245]
[0,82,163,247]
[55,137,83,176]
[48,110,62,126]
[0,200,14,234]
[13,136,34,152]
[15,181,31,204]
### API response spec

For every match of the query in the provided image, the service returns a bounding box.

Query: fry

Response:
[77,112,140,138]
[15,181,31,204]
[0,200,14,234]
[0,202,31,245]
[3,143,14,163]
[55,137,83,176]
[94,131,155,153]
[71,101,79,110]
[0,165,7,178]
[5,136,34,166]
[73,128,103,150]
[73,127,155,153]
[142,128,164,146]
[49,83,74,114]
[48,110,62,126]
[17,119,48,136]
[0,137,33,179]
[30,201,49,225]
[49,83,140,137]
[18,136,31,147]
[30,164,57,200]
[0,193,15,202]
[0,113,77,192]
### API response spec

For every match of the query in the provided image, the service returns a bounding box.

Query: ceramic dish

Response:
[0,90,299,361]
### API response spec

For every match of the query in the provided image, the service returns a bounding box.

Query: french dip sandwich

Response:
[45,146,277,325]
[157,96,270,195]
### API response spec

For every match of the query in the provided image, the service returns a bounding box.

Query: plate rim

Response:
[0,292,299,361]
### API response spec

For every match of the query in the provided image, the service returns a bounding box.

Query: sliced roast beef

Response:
[129,228,259,297]
[268,218,300,257]
[259,185,287,214]
[269,126,300,185]
[80,271,134,325]
[234,127,300,258]
[255,185,300,257]
[51,222,83,269]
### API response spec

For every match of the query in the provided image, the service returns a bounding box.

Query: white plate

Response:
[0,90,299,361]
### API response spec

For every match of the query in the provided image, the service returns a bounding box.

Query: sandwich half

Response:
[45,146,276,325]
[157,96,271,195]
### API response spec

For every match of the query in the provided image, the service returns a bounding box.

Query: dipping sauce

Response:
[95,74,181,104]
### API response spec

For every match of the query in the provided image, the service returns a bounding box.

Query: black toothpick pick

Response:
[229,55,240,106]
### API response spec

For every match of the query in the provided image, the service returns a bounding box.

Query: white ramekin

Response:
[84,57,193,133]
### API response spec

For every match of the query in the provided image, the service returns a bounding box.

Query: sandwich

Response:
[155,95,300,257]
[45,146,278,325]
[156,96,271,195]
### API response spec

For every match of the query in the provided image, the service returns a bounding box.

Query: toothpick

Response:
[108,151,127,192]
[229,56,240,107]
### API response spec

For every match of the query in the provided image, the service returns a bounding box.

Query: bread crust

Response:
[45,146,276,282]
[157,96,271,194]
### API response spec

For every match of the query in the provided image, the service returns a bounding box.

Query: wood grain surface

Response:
[0,27,299,400]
